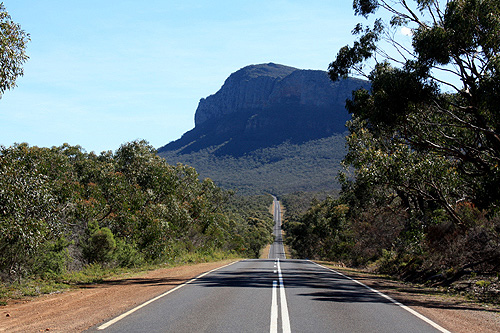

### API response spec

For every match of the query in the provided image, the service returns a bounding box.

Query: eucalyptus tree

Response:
[330,0,500,219]
[0,3,30,98]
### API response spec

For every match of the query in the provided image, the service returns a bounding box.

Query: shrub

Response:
[31,237,72,278]
[82,221,116,265]
[114,239,144,268]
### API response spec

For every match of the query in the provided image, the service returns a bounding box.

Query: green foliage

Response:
[284,197,350,260]
[0,3,30,97]
[286,0,500,290]
[414,0,500,66]
[222,194,274,258]
[329,1,500,213]
[0,144,58,278]
[160,135,347,196]
[82,221,117,265]
[328,19,382,81]
[281,191,339,223]
[32,237,72,278]
[0,140,274,285]
[353,0,378,17]
[113,239,144,268]
[245,217,274,258]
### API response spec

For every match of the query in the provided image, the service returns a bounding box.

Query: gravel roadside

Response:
[0,260,237,332]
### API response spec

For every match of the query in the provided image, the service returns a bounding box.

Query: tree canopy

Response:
[285,1,500,298]
[329,0,500,217]
[0,3,30,98]
[0,141,274,281]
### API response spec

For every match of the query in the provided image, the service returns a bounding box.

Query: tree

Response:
[284,197,349,260]
[343,117,469,226]
[0,3,30,97]
[299,0,500,281]
[0,144,58,277]
[329,0,500,213]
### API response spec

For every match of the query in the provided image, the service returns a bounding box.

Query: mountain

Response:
[158,63,369,195]
[158,63,369,157]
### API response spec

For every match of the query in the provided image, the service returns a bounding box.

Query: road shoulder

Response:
[317,261,500,333]
[0,260,237,332]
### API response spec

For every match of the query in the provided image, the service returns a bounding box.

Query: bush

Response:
[114,239,144,268]
[82,221,116,265]
[31,237,72,278]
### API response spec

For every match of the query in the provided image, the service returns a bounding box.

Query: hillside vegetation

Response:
[160,134,346,195]
[158,64,368,195]
[0,140,273,297]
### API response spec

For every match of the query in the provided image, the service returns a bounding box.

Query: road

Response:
[268,196,286,260]
[88,197,448,333]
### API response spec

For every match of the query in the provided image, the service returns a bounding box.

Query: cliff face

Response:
[194,63,297,125]
[159,63,369,157]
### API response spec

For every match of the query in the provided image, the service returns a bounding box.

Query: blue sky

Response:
[1,0,366,153]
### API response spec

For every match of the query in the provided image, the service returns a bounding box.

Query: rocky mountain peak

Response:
[194,63,298,126]
[160,63,369,157]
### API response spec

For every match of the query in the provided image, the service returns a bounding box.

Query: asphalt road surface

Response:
[89,198,449,333]
[268,196,286,260]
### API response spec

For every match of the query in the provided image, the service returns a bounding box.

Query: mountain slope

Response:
[158,63,368,157]
[158,63,369,194]
[160,135,347,195]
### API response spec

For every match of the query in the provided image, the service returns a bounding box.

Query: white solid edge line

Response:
[97,261,239,330]
[311,261,451,333]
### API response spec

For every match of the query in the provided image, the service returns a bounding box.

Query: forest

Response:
[284,0,500,302]
[0,141,274,299]
[161,134,347,196]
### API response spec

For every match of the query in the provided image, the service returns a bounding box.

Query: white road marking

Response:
[97,261,239,330]
[311,261,451,333]
[270,280,278,333]
[271,259,291,333]
[277,259,291,333]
